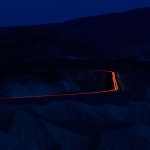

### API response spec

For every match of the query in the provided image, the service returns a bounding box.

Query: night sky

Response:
[0,0,150,26]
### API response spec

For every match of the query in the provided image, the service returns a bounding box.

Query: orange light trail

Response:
[0,70,119,100]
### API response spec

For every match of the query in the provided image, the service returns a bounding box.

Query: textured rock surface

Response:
[0,7,150,150]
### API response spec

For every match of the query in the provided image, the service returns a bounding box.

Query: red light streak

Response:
[0,70,119,100]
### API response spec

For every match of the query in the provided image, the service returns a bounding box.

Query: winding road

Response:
[0,70,120,100]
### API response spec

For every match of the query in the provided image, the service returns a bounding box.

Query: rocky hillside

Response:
[0,7,150,64]
[0,7,150,150]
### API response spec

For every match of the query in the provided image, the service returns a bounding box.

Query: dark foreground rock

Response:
[0,7,150,150]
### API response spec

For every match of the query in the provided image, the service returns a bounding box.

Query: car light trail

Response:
[0,70,119,100]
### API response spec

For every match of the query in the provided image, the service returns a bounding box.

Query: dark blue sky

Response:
[0,0,150,26]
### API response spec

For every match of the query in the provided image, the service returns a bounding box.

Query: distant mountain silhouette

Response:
[0,8,150,150]
[0,7,150,63]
